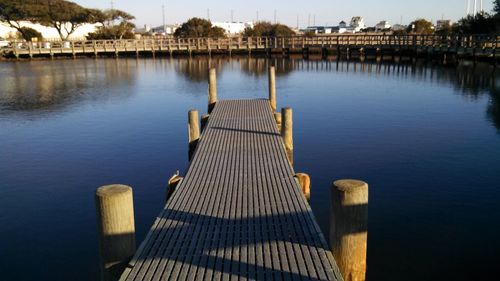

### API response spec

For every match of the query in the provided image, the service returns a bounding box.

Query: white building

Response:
[391,24,407,31]
[211,22,254,35]
[134,25,152,34]
[350,17,365,32]
[0,21,98,40]
[436,20,452,30]
[375,21,391,31]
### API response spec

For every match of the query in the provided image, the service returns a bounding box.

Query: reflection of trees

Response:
[173,56,295,83]
[290,58,500,131]
[173,57,222,83]
[0,59,137,112]
[2,56,499,130]
[487,89,500,130]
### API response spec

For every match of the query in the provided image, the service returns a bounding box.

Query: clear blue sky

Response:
[77,0,494,28]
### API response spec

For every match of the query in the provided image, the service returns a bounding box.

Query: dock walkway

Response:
[119,99,341,281]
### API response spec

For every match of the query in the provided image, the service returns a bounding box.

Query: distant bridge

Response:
[2,35,499,62]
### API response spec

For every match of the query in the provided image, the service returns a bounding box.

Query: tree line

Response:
[0,0,135,41]
[172,18,296,38]
[393,0,500,35]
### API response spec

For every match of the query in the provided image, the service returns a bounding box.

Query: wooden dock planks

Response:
[120,99,342,281]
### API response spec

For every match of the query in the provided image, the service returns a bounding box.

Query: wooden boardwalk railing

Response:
[118,99,341,281]
[4,34,500,60]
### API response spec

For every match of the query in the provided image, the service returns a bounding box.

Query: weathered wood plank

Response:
[120,99,340,281]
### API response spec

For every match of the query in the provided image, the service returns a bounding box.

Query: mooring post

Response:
[268,66,277,111]
[188,109,200,160]
[166,171,183,203]
[295,173,311,201]
[274,112,282,129]
[201,114,210,131]
[95,184,136,281]
[281,107,293,165]
[208,68,217,113]
[330,179,368,281]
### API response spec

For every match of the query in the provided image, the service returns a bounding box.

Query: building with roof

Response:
[211,22,254,35]
[375,21,391,31]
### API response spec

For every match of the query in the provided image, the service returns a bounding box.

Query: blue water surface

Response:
[1,57,499,280]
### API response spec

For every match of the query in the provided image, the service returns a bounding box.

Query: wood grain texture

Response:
[330,180,368,281]
[96,185,136,281]
[120,100,341,281]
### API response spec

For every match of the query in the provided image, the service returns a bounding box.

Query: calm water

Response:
[1,57,499,281]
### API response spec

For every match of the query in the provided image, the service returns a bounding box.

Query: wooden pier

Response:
[4,34,500,62]
[94,68,369,281]
[118,99,341,280]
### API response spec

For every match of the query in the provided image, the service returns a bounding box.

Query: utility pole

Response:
[467,0,470,15]
[308,14,311,27]
[162,4,166,34]
[296,14,299,29]
[110,0,114,10]
[313,14,316,26]
[207,8,210,21]
[274,9,277,24]
[473,0,477,15]
[256,11,259,22]
[231,9,234,22]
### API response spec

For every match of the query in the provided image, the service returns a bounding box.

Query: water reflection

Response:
[1,57,499,130]
[172,56,295,83]
[172,56,500,131]
[0,59,137,112]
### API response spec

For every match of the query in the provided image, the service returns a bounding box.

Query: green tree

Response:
[86,9,135,40]
[174,18,226,38]
[454,13,498,34]
[37,0,97,40]
[0,0,47,40]
[244,21,295,37]
[17,27,42,41]
[495,0,500,15]
[407,19,434,34]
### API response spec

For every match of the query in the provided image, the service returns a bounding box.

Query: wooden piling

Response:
[274,112,282,129]
[95,184,136,281]
[281,107,293,165]
[208,68,217,113]
[201,114,210,131]
[330,179,368,281]
[188,109,200,160]
[295,173,311,201]
[166,171,183,203]
[268,66,277,111]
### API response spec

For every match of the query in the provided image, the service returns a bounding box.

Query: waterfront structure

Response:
[134,25,152,34]
[306,17,365,34]
[436,20,452,31]
[151,24,180,35]
[350,16,365,32]
[375,21,391,31]
[391,24,407,31]
[96,68,370,281]
[211,21,254,35]
[5,35,498,65]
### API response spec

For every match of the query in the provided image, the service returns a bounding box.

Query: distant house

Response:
[339,21,347,29]
[151,24,180,35]
[375,21,391,31]
[212,22,254,35]
[391,24,407,32]
[436,20,452,31]
[350,17,365,32]
[134,25,152,34]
